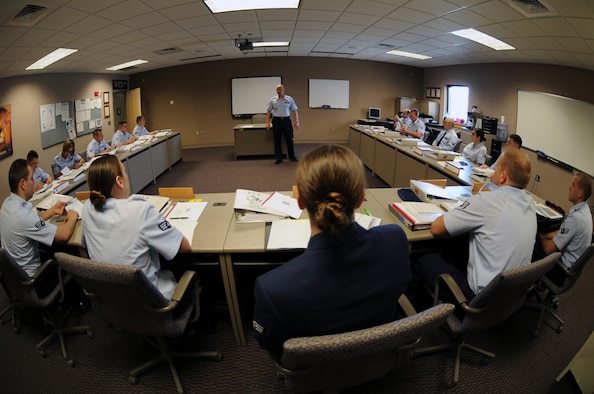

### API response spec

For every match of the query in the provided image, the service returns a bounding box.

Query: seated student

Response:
[482,133,522,170]
[82,155,191,300]
[0,159,79,296]
[111,121,137,147]
[86,129,114,159]
[414,150,536,307]
[462,128,488,165]
[53,138,84,177]
[132,115,156,137]
[432,117,460,151]
[252,145,412,357]
[394,108,412,131]
[533,172,593,285]
[27,150,53,191]
[399,108,425,139]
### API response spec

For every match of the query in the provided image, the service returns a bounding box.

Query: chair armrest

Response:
[30,259,66,302]
[434,273,467,305]
[144,270,198,315]
[398,294,417,317]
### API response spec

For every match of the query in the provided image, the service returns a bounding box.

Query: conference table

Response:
[233,123,284,159]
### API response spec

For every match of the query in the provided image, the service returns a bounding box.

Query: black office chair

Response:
[275,296,454,393]
[0,247,93,366]
[412,253,560,386]
[54,252,222,393]
[530,244,593,334]
[453,139,462,152]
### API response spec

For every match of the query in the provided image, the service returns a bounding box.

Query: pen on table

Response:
[169,217,189,220]
[363,207,372,216]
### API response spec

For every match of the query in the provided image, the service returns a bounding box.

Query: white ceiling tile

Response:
[567,18,594,40]
[555,37,591,53]
[405,0,462,17]
[387,7,434,24]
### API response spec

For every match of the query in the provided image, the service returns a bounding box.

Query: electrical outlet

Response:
[535,174,540,182]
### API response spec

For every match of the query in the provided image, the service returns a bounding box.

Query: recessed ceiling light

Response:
[204,0,299,13]
[25,48,78,70]
[451,28,515,51]
[105,59,148,71]
[253,42,290,47]
[386,50,431,60]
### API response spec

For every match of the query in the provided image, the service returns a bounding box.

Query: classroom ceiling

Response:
[0,0,593,79]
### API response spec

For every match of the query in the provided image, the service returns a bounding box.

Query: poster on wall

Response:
[0,104,13,160]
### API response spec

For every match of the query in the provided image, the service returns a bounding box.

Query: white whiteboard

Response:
[517,90,594,176]
[231,76,281,116]
[309,79,349,109]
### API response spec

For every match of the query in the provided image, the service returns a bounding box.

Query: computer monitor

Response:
[368,107,381,120]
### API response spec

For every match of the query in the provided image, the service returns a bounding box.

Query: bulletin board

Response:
[40,101,75,148]
[74,97,103,137]
[309,79,349,109]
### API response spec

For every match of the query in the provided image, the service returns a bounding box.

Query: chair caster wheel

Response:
[39,349,47,357]
[215,353,223,362]
[129,376,139,385]
[481,357,492,365]
[446,379,456,389]
[532,330,539,338]
[556,326,563,334]
[87,330,95,339]
[67,358,75,367]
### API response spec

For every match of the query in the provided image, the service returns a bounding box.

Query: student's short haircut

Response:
[509,134,522,148]
[118,120,127,127]
[26,150,39,162]
[575,172,592,201]
[92,128,102,137]
[410,108,419,116]
[8,159,30,193]
[136,115,144,123]
[500,149,531,189]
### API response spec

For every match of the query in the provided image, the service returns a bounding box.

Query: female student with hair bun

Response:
[253,144,412,356]
[82,155,191,300]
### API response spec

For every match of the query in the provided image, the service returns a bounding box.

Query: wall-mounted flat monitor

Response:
[368,107,381,120]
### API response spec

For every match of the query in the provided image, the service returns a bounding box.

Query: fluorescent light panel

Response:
[25,48,78,70]
[386,50,431,60]
[451,28,515,51]
[252,42,289,47]
[106,59,148,71]
[204,0,299,13]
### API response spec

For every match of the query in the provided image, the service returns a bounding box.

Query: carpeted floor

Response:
[0,144,591,393]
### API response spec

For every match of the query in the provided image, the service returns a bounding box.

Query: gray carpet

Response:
[0,144,591,393]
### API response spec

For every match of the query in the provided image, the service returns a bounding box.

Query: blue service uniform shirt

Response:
[133,125,149,137]
[32,166,50,183]
[462,142,488,165]
[266,95,298,117]
[434,129,460,151]
[53,152,82,173]
[111,130,133,147]
[0,193,57,277]
[444,185,537,294]
[82,196,184,300]
[253,223,411,356]
[554,201,592,268]
[87,139,111,158]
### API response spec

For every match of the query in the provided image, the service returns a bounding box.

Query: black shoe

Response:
[290,157,298,162]
[275,160,282,164]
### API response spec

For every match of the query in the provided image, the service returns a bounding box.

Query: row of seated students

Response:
[0,143,591,362]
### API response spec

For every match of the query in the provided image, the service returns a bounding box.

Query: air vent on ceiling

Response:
[180,55,221,61]
[154,47,181,55]
[508,0,557,18]
[377,43,396,49]
[5,4,48,27]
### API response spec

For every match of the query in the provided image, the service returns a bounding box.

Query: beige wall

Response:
[129,57,423,148]
[0,73,126,200]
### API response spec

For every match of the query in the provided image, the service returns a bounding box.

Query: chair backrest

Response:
[453,139,462,152]
[0,248,60,308]
[459,252,561,333]
[158,187,194,199]
[75,191,90,201]
[54,252,191,338]
[544,244,593,294]
[278,303,454,392]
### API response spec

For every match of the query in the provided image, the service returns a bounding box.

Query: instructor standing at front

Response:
[266,84,299,164]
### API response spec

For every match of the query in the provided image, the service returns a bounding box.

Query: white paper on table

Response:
[267,219,311,250]
[65,199,84,219]
[35,194,73,210]
[354,213,381,229]
[261,192,303,219]
[165,201,207,221]
[169,221,197,244]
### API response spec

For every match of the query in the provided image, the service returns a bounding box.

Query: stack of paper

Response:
[35,193,73,210]
[233,189,303,223]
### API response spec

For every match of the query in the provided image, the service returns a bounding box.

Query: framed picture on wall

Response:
[103,105,110,118]
[103,92,109,105]
[0,104,13,160]
[435,88,441,99]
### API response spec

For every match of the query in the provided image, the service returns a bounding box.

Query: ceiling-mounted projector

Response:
[237,39,253,51]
